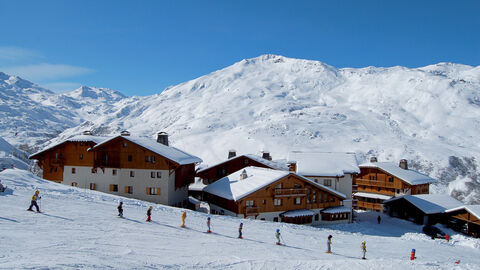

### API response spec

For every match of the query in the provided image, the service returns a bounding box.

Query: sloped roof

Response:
[288,151,359,177]
[203,166,346,201]
[197,154,288,173]
[353,192,392,200]
[384,194,463,214]
[359,162,436,185]
[446,205,480,220]
[29,135,109,159]
[280,209,315,217]
[321,206,351,214]
[90,136,202,165]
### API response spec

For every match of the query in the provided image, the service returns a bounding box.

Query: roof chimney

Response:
[239,169,248,180]
[120,130,130,136]
[262,151,272,161]
[399,159,408,170]
[82,130,93,136]
[157,132,169,146]
[228,149,236,159]
[287,161,297,172]
[370,156,378,163]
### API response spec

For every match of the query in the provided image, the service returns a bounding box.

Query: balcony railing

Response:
[94,160,121,168]
[356,179,395,188]
[356,201,383,211]
[245,206,259,215]
[49,158,64,166]
[273,188,308,197]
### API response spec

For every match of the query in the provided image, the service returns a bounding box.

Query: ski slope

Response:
[1,168,479,269]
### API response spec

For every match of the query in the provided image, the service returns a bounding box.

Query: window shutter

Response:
[156,188,161,195]
[146,187,150,195]
[124,186,128,193]
[109,184,113,192]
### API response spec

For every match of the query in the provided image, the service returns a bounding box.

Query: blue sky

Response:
[0,0,478,96]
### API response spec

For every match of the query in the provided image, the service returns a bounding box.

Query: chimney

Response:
[82,130,92,136]
[120,130,130,136]
[370,156,378,163]
[262,151,272,161]
[287,161,297,172]
[239,169,248,180]
[399,159,408,170]
[228,149,236,159]
[157,132,169,146]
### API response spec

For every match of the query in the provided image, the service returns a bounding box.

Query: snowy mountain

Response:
[1,168,479,269]
[2,55,480,203]
[0,136,29,170]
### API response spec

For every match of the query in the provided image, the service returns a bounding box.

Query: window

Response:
[273,217,279,222]
[156,172,162,178]
[151,172,155,178]
[246,200,254,207]
[54,167,58,172]
[388,177,394,182]
[324,179,332,186]
[145,156,150,162]
[262,200,266,205]
[128,155,132,162]
[55,153,59,160]
[275,183,282,189]
[109,184,118,192]
[89,183,96,190]
[91,168,97,174]
[244,159,248,165]
[274,199,282,206]
[294,183,302,188]
[306,197,311,204]
[146,187,160,195]
[112,169,117,176]
[71,182,78,187]
[130,171,135,177]
[79,153,83,160]
[313,195,316,203]
[314,179,319,183]
[294,197,301,205]
[71,168,76,174]
[151,156,156,164]
[315,214,319,221]
[124,186,133,194]
[330,196,335,202]
[318,193,322,202]
[123,142,127,148]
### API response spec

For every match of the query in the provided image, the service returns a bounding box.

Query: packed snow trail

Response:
[1,168,479,269]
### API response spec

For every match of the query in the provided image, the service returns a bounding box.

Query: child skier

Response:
[275,229,281,245]
[27,190,41,212]
[361,241,366,259]
[206,217,212,233]
[146,206,152,222]
[238,223,243,239]
[181,211,187,227]
[327,235,332,253]
[117,202,123,218]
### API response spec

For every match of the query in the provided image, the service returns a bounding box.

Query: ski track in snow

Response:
[1,168,480,269]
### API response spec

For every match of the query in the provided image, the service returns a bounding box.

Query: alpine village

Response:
[27,130,480,238]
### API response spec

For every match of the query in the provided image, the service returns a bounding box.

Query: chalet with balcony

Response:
[445,205,480,238]
[196,150,288,184]
[354,158,436,212]
[202,166,349,225]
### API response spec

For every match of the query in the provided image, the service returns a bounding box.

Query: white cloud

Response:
[39,82,83,92]
[0,46,41,62]
[0,63,93,82]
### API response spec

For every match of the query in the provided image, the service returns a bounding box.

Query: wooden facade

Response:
[447,208,480,238]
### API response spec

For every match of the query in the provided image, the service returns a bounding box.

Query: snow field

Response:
[1,168,480,269]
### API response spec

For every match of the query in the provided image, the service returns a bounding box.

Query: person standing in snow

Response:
[327,235,332,253]
[181,211,187,227]
[238,223,243,239]
[117,202,123,218]
[27,190,41,212]
[146,206,152,222]
[377,215,381,224]
[361,241,366,259]
[275,229,281,245]
[206,217,212,233]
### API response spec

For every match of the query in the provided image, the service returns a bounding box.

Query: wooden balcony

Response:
[244,206,259,216]
[94,160,120,168]
[49,158,64,166]
[356,179,395,188]
[356,201,383,211]
[273,188,308,197]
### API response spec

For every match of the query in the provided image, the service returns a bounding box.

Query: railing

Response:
[49,158,64,166]
[245,206,259,215]
[273,188,308,197]
[356,201,383,211]
[356,179,395,188]
[94,160,121,168]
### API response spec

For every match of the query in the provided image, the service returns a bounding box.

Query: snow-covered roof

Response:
[321,206,351,214]
[197,154,288,173]
[189,178,206,191]
[188,196,201,205]
[280,209,315,217]
[288,151,359,177]
[359,162,436,185]
[353,192,392,200]
[203,166,346,201]
[29,135,109,159]
[445,205,480,220]
[90,136,202,165]
[384,194,464,215]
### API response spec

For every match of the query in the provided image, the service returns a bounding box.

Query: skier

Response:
[27,190,41,212]
[275,229,281,245]
[117,202,123,218]
[327,235,332,253]
[361,241,366,259]
[181,211,187,227]
[377,215,381,224]
[206,217,212,233]
[238,223,243,239]
[146,206,152,222]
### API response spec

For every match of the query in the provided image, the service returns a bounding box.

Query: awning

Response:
[280,209,315,217]
[353,192,392,200]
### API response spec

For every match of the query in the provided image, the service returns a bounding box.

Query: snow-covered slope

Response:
[0,136,29,170]
[1,168,479,269]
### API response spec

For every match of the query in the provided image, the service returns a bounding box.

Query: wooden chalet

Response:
[202,166,349,225]
[196,151,287,185]
[353,158,436,212]
[383,194,463,225]
[445,205,480,238]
